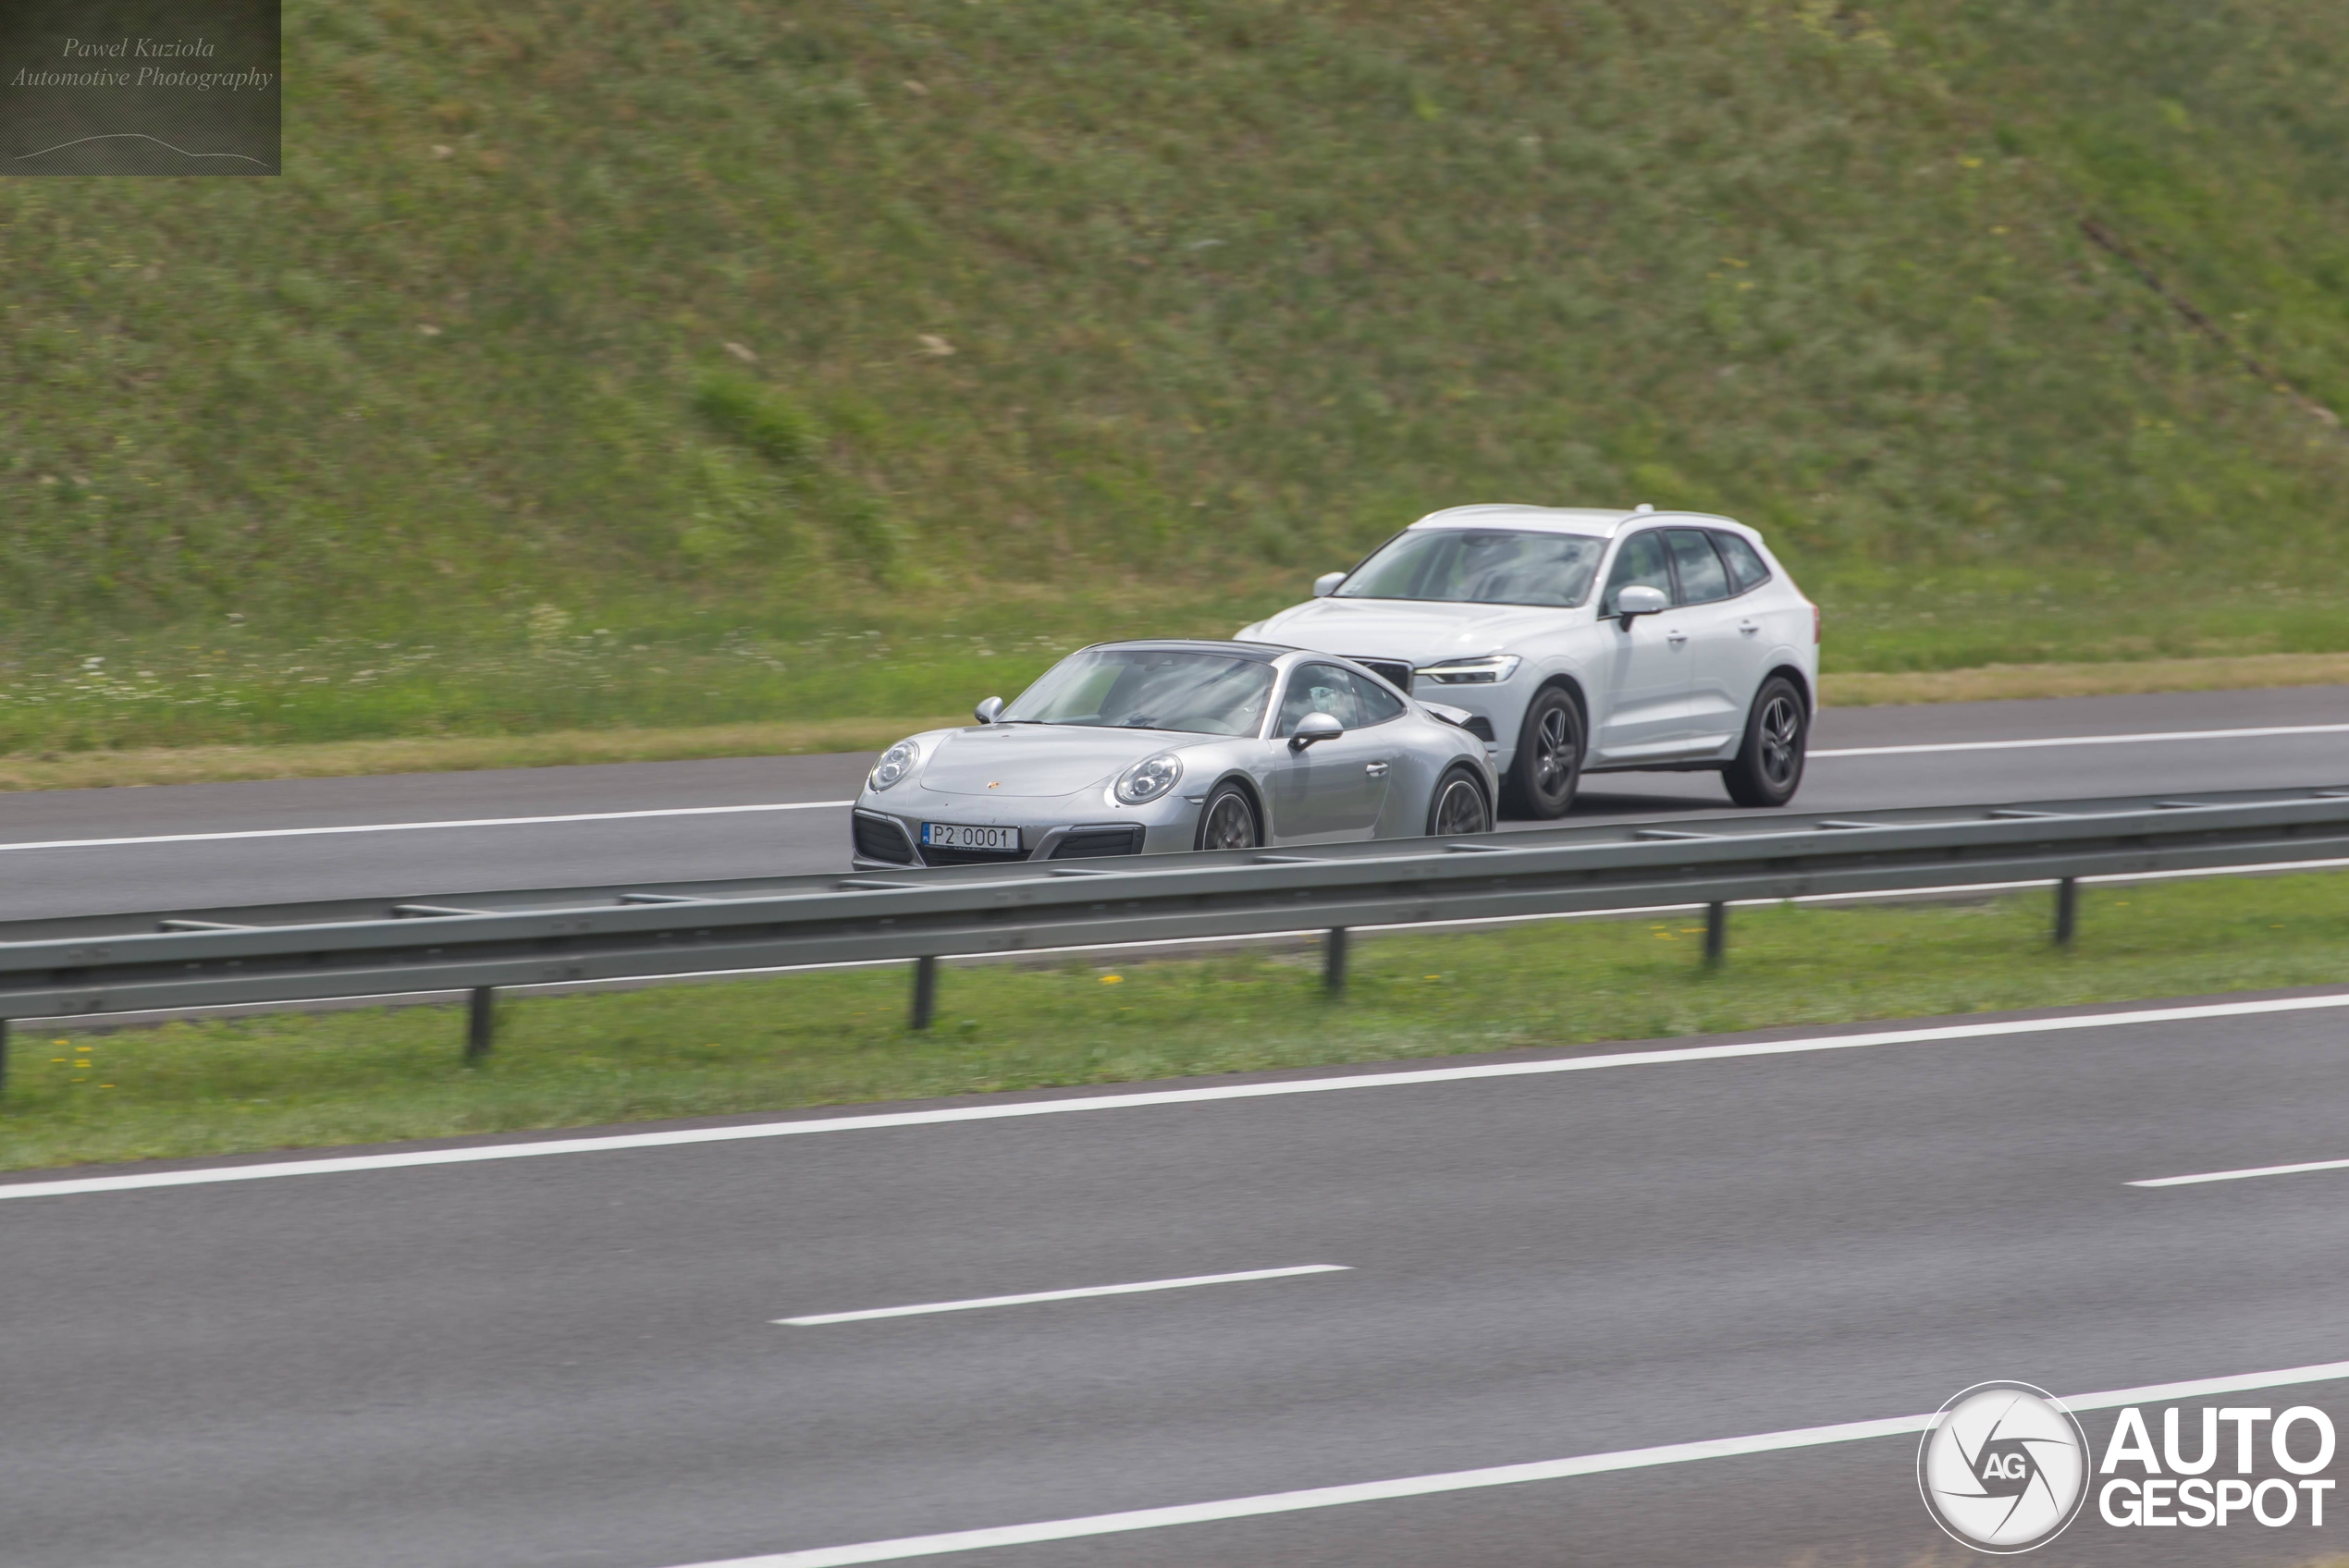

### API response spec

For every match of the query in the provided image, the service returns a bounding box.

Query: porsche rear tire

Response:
[1426,766,1494,838]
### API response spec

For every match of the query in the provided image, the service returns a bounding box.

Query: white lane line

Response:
[1813,720,2349,758]
[2131,1156,2349,1188]
[0,800,855,854]
[654,1357,2349,1567]
[776,1265,1349,1326]
[7,990,2348,1204]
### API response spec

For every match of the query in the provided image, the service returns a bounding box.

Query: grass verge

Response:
[6,870,2348,1173]
[0,716,961,792]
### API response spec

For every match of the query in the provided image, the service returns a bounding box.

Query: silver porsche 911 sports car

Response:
[850,640,1498,868]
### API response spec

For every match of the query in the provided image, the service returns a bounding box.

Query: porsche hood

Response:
[913,725,1205,798]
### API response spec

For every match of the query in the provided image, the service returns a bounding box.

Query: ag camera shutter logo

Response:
[1918,1381,2090,1552]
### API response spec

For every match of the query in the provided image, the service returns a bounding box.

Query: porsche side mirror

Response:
[1311,571,1347,598]
[1613,584,1668,623]
[1289,711,1344,752]
[973,695,1004,725]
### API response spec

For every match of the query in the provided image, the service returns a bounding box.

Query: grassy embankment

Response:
[6,867,2347,1172]
[6,0,2349,769]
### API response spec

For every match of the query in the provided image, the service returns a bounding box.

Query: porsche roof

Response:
[1084,639,1290,663]
[1407,504,1740,537]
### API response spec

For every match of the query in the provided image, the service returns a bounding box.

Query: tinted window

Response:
[1715,532,1771,593]
[1600,531,1671,616]
[1666,529,1730,605]
[1347,668,1407,726]
[1336,529,1605,608]
[1277,663,1362,736]
[1002,650,1274,737]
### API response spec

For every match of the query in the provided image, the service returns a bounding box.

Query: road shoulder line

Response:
[658,1359,2349,1567]
[7,990,2349,1203]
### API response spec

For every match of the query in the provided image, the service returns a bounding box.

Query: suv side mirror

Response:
[1311,571,1347,598]
[973,695,1003,725]
[1289,711,1344,752]
[1613,584,1668,623]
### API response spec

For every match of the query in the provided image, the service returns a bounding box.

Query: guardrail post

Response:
[1324,927,1348,996]
[465,986,495,1063]
[2054,877,2078,949]
[1704,902,1727,967]
[0,1018,8,1094]
[910,956,939,1030]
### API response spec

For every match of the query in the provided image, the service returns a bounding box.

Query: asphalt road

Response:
[0,685,2344,922]
[7,992,2349,1566]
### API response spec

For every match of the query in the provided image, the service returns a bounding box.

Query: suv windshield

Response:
[1336,528,1605,607]
[1001,649,1274,736]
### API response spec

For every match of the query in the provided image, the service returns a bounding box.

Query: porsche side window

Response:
[1714,532,1772,594]
[1600,531,1671,617]
[1665,529,1730,606]
[1347,668,1407,726]
[1276,664,1362,735]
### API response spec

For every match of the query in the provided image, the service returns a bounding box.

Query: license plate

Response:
[920,822,1022,852]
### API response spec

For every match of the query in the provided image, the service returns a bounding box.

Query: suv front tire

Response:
[1502,686,1582,819]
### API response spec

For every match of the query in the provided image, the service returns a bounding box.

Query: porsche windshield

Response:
[1336,528,1605,607]
[1002,650,1274,736]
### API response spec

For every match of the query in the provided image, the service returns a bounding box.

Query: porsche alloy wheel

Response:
[1429,768,1493,838]
[1197,784,1261,851]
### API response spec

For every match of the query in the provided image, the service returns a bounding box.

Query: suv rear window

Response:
[1714,533,1771,594]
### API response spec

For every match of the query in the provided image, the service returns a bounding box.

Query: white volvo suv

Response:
[1235,504,1819,816]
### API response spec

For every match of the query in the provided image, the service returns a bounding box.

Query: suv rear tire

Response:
[1501,687,1582,819]
[1722,676,1807,808]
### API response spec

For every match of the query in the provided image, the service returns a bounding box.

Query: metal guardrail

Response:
[2,783,2347,1085]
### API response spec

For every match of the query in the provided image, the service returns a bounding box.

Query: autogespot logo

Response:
[1918,1381,2091,1552]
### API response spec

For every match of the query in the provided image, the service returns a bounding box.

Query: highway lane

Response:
[0,684,2342,920]
[7,992,2349,1566]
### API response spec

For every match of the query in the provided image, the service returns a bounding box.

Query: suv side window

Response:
[1277,663,1363,735]
[1665,529,1730,605]
[1600,531,1671,617]
[1347,668,1408,726]
[1714,532,1772,594]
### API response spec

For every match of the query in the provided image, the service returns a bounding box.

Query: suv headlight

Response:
[868,740,920,791]
[1417,655,1522,686]
[1114,753,1183,804]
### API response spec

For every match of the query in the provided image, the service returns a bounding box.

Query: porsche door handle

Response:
[1364,761,1390,777]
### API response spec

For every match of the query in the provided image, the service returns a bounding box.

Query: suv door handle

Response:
[1364,761,1390,777]
[1739,619,1761,636]
[1665,630,1688,646]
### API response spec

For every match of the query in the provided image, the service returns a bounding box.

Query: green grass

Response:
[8,868,2348,1173]
[6,1,2349,752]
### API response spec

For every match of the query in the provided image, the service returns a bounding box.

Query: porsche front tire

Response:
[1196,783,1262,851]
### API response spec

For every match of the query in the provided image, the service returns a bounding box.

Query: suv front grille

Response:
[852,812,916,864]
[1352,657,1415,693]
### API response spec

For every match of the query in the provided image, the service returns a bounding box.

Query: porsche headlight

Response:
[1418,655,1522,686]
[868,740,920,791]
[1114,753,1183,805]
